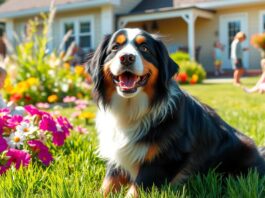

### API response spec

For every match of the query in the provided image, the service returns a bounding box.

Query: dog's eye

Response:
[112,44,120,51]
[140,44,149,53]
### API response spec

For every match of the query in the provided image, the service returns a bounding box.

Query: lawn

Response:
[1,77,265,198]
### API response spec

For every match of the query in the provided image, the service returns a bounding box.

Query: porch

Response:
[118,7,215,64]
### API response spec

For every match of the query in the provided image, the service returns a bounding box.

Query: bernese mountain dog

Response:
[87,28,265,197]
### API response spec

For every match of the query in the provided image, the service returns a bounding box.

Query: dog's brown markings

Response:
[101,175,130,197]
[103,62,116,103]
[142,58,159,99]
[144,144,159,162]
[116,34,127,45]
[125,184,139,198]
[135,35,146,45]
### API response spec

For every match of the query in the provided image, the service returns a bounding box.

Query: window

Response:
[62,17,93,52]
[228,21,241,59]
[0,23,5,37]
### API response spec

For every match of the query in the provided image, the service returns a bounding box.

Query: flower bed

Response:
[2,7,92,105]
[0,102,72,175]
[170,52,206,84]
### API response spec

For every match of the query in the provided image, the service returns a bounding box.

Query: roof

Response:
[0,0,111,19]
[131,0,214,13]
[130,0,265,14]
[131,0,173,14]
[0,0,85,13]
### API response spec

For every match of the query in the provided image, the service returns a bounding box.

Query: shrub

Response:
[170,52,206,84]
[2,6,91,105]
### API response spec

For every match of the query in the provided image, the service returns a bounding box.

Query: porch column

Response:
[182,13,197,60]
[101,5,114,37]
[5,20,14,44]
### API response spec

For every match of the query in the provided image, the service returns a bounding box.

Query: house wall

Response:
[126,17,187,46]
[11,7,103,51]
[216,4,265,70]
[195,4,265,71]
[53,8,102,49]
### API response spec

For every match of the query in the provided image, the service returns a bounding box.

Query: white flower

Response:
[6,131,26,148]
[16,121,38,136]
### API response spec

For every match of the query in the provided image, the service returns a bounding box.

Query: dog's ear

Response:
[86,34,112,78]
[154,39,179,82]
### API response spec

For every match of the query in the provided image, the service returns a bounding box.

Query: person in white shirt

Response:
[230,32,247,86]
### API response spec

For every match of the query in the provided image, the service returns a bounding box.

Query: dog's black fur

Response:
[87,28,265,193]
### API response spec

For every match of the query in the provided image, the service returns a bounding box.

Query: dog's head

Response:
[88,28,179,106]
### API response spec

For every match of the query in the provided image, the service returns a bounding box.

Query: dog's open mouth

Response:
[112,71,150,93]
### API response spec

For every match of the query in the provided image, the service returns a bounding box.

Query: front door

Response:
[220,13,249,69]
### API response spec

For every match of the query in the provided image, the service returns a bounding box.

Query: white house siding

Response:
[216,4,265,70]
[53,8,101,50]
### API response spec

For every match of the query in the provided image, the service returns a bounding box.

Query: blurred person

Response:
[230,32,248,86]
[244,59,265,94]
[212,41,224,76]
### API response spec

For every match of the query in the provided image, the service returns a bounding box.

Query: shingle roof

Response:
[131,0,173,13]
[131,0,215,13]
[0,0,92,14]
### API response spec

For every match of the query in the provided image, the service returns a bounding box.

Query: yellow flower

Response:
[48,95,58,103]
[63,63,71,69]
[13,81,29,94]
[76,92,83,98]
[79,112,96,120]
[190,74,199,84]
[27,77,39,86]
[74,66,85,75]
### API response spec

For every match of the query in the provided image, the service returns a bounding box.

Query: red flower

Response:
[10,93,22,102]
[177,72,188,83]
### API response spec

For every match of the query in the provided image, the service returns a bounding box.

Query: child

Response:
[244,59,265,93]
[230,32,247,86]
[213,41,224,76]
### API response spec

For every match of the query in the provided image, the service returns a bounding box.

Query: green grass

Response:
[1,77,265,197]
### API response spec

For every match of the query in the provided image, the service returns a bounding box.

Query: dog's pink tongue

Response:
[119,74,138,89]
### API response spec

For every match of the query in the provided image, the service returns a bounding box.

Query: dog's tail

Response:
[258,147,265,159]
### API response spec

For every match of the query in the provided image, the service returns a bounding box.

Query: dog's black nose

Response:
[119,54,135,66]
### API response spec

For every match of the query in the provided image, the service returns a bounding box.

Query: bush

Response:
[2,7,91,105]
[170,52,206,84]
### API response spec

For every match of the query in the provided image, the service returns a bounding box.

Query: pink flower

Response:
[36,103,50,109]
[39,114,57,132]
[27,140,53,166]
[0,108,10,122]
[6,149,31,169]
[75,125,89,134]
[6,115,23,129]
[57,116,73,130]
[38,151,53,166]
[27,140,49,152]
[74,104,87,111]
[71,111,81,119]
[0,164,10,175]
[63,96,76,103]
[24,105,48,117]
[52,130,66,146]
[0,138,8,153]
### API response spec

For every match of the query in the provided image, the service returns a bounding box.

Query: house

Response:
[0,0,265,71]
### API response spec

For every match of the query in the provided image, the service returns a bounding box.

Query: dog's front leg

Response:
[100,165,130,197]
[125,162,178,197]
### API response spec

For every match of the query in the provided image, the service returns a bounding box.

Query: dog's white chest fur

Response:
[96,93,150,179]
